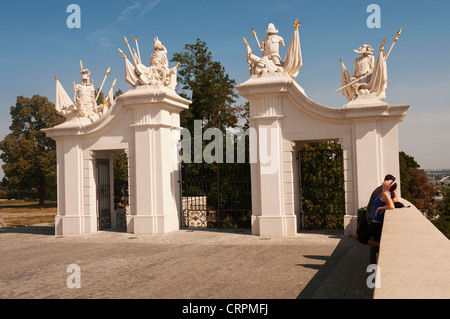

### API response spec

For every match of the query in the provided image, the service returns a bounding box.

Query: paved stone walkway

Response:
[0,225,373,299]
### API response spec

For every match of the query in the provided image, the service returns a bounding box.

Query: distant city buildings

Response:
[425,169,450,201]
[425,169,450,184]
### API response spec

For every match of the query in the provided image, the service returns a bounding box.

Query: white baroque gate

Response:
[44,36,191,236]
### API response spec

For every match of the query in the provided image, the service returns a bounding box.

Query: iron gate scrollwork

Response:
[97,159,111,230]
[180,162,252,229]
[298,141,345,229]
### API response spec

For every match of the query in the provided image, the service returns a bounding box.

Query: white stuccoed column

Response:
[345,101,407,236]
[54,138,84,235]
[238,73,297,237]
[125,86,190,234]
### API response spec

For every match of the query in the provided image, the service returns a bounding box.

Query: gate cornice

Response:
[43,86,191,139]
[237,73,409,124]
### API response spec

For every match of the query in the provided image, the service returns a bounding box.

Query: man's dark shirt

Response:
[367,185,383,214]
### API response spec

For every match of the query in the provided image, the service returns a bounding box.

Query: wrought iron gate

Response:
[298,141,345,229]
[180,162,252,228]
[97,159,111,230]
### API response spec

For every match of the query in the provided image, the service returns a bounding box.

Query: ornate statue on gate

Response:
[54,61,116,124]
[259,23,285,72]
[336,29,402,102]
[118,36,178,89]
[74,67,99,121]
[244,19,303,78]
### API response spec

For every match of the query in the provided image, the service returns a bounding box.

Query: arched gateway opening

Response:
[95,150,129,232]
[296,141,345,231]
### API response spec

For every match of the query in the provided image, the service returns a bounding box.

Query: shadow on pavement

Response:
[0,224,55,236]
[297,236,374,299]
[181,227,253,236]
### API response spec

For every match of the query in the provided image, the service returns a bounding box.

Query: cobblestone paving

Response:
[0,225,373,299]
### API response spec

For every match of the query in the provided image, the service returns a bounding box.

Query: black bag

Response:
[394,201,405,208]
[357,208,371,236]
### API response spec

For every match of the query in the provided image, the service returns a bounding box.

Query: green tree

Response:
[95,89,105,106]
[173,40,250,228]
[171,38,244,133]
[109,89,128,206]
[399,151,419,200]
[113,150,128,207]
[433,185,450,239]
[96,88,122,106]
[399,151,436,216]
[114,89,123,99]
[0,95,65,205]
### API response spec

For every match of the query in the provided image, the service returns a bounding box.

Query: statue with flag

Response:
[54,61,115,124]
[336,29,402,102]
[244,19,303,78]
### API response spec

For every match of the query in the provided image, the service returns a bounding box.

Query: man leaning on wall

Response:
[366,174,396,264]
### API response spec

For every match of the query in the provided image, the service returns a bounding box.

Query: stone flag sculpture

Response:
[337,29,402,102]
[55,76,76,117]
[244,19,303,78]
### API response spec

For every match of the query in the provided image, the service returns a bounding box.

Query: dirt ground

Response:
[0,200,56,227]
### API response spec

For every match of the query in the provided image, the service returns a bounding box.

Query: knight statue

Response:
[336,29,402,102]
[54,61,116,124]
[244,19,303,78]
[74,67,99,121]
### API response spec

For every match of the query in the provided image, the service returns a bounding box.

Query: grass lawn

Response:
[0,200,57,227]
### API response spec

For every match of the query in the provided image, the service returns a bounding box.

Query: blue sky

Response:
[0,0,449,169]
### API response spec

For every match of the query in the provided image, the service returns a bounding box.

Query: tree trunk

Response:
[39,175,46,206]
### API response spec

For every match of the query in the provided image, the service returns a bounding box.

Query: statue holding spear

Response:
[96,67,111,101]
[244,19,303,78]
[336,28,402,101]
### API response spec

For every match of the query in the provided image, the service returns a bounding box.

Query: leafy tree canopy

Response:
[399,151,436,216]
[0,95,65,205]
[171,39,244,133]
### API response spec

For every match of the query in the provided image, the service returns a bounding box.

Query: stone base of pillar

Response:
[55,215,96,236]
[127,214,179,234]
[344,214,358,237]
[251,215,297,237]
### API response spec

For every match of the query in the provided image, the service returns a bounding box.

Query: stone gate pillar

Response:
[237,74,298,237]
[125,86,190,234]
[53,137,87,235]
